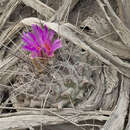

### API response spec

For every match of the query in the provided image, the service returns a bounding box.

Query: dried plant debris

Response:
[1,0,130,129]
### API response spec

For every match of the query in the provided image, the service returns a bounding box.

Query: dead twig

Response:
[0,0,22,30]
[101,75,130,130]
[22,0,55,19]
[0,107,109,129]
[49,0,79,22]
[96,0,130,47]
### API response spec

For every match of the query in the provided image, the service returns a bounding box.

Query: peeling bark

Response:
[101,76,130,130]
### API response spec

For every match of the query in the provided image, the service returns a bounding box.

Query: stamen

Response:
[44,43,50,51]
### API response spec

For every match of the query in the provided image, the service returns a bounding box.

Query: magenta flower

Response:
[21,24,62,58]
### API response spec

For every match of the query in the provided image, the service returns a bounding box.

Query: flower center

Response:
[33,44,41,51]
[43,43,50,52]
[36,46,41,51]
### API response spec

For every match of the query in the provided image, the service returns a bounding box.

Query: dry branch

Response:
[22,0,79,22]
[117,0,130,29]
[0,108,111,117]
[0,109,110,130]
[49,0,79,22]
[0,0,22,30]
[96,0,130,47]
[22,0,55,19]
[125,107,130,130]
[101,76,130,130]
[80,15,130,59]
[0,23,24,49]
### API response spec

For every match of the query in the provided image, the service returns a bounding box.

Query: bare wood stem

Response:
[101,75,130,130]
[97,0,130,47]
[0,0,22,30]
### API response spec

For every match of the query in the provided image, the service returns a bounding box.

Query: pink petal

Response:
[43,25,48,41]
[32,24,44,45]
[22,45,36,52]
[32,24,43,36]
[49,30,54,41]
[47,51,54,57]
[27,32,41,48]
[22,35,40,52]
[42,45,49,56]
[22,32,39,48]
[22,32,33,45]
[51,39,62,51]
